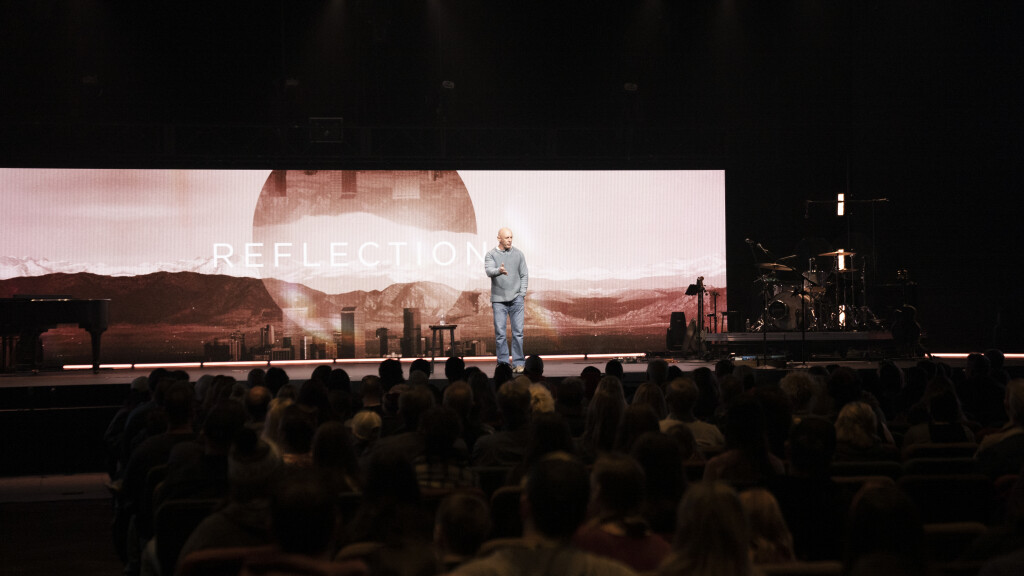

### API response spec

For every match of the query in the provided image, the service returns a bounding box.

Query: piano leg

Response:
[88,329,103,373]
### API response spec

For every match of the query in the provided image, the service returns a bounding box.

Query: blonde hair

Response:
[835,401,878,448]
[529,383,555,414]
[739,488,795,564]
[261,397,294,451]
[659,481,753,576]
[779,370,818,412]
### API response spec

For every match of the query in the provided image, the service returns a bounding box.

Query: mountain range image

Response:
[0,271,725,363]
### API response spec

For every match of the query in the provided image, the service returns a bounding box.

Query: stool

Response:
[428,324,457,364]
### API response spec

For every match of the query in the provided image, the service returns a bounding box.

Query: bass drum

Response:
[767,290,812,331]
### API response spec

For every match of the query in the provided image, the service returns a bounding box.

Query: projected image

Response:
[0,169,726,366]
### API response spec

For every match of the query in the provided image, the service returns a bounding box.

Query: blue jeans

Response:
[492,296,525,367]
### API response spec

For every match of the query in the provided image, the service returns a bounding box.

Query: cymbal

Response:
[757,262,794,272]
[819,250,856,257]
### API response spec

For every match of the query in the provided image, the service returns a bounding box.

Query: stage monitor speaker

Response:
[723,310,740,333]
[666,311,686,350]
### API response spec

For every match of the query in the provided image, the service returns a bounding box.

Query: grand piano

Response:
[0,296,110,372]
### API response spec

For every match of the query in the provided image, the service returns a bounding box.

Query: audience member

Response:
[472,379,532,466]
[750,385,794,460]
[529,381,556,414]
[703,394,784,485]
[630,432,687,536]
[451,457,636,576]
[657,481,754,576]
[714,358,735,379]
[604,359,625,383]
[661,377,725,453]
[104,377,150,478]
[264,367,290,398]
[738,488,795,564]
[646,359,669,390]
[578,390,625,464]
[312,421,361,493]
[327,368,355,422]
[631,382,668,420]
[986,348,1011,387]
[413,406,478,491]
[310,365,333,386]
[581,365,602,403]
[524,354,546,384]
[666,365,685,383]
[508,411,577,486]
[444,380,491,452]
[493,362,514,390]
[157,401,247,506]
[834,401,900,462]
[876,361,905,421]
[358,376,384,417]
[976,379,1024,478]
[555,376,587,437]
[277,404,318,468]
[779,370,819,424]
[177,428,283,561]
[844,483,927,576]
[344,453,431,545]
[435,492,492,572]
[119,380,198,569]
[268,470,338,559]
[445,356,466,383]
[693,368,722,422]
[596,375,628,406]
[731,364,756,391]
[261,397,294,451]
[350,410,383,459]
[297,377,335,424]
[247,368,266,391]
[467,368,501,430]
[244,386,272,432]
[665,423,704,462]
[378,358,405,391]
[367,384,437,462]
[614,405,660,454]
[900,389,975,457]
[960,352,1008,427]
[411,358,433,380]
[573,454,671,572]
[766,417,845,561]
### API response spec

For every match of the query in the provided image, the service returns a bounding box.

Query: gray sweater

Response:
[484,246,529,302]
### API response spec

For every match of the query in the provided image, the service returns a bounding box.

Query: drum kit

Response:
[752,249,880,332]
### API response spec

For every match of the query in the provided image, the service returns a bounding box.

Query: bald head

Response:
[497,228,513,251]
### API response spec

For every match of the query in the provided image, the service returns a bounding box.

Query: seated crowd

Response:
[104,351,1024,576]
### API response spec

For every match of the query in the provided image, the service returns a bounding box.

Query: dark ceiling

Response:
[1,0,1021,350]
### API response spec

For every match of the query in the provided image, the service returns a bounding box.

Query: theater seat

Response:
[830,460,902,480]
[922,522,987,563]
[897,474,994,524]
[902,457,979,476]
[154,497,221,576]
[902,442,978,461]
[489,486,523,539]
[759,560,843,576]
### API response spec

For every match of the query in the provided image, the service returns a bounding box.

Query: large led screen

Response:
[0,169,726,366]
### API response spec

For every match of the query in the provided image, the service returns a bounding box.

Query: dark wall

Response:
[1,0,1021,351]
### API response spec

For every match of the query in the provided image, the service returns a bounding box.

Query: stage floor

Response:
[0,352,996,390]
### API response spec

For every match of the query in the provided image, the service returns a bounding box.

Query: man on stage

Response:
[485,227,528,373]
